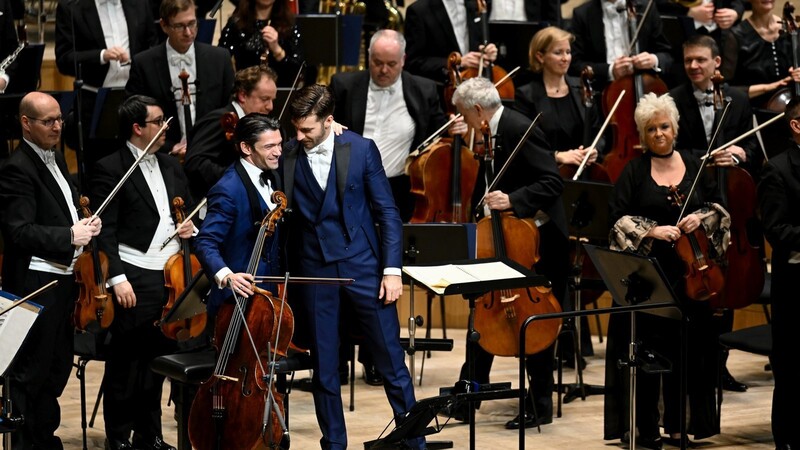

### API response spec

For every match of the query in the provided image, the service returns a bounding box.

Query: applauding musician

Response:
[91,95,193,450]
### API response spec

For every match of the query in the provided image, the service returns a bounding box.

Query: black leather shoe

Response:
[722,373,748,392]
[362,364,384,386]
[104,439,134,450]
[504,413,553,429]
[133,436,176,450]
[439,403,471,423]
[292,373,348,392]
[637,436,664,450]
[663,435,695,447]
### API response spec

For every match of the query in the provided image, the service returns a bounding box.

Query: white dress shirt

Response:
[166,41,197,140]
[363,77,415,178]
[489,0,526,21]
[442,0,469,55]
[305,129,335,190]
[694,87,715,144]
[602,0,630,78]
[95,0,130,88]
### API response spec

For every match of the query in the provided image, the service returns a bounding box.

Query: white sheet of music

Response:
[0,293,42,376]
[403,261,526,295]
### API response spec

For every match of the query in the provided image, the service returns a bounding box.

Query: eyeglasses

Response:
[26,116,64,128]
[167,20,198,32]
[144,116,167,126]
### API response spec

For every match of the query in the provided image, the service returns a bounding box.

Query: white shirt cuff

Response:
[383,267,401,276]
[215,267,233,289]
[107,274,128,287]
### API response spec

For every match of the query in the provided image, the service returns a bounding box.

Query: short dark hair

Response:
[683,34,720,59]
[160,0,194,21]
[289,84,335,122]
[118,95,161,141]
[785,97,800,128]
[235,113,281,157]
[233,66,278,101]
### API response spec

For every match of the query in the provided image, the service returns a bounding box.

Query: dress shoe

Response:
[722,373,748,392]
[438,403,471,423]
[663,435,697,447]
[504,412,553,429]
[133,435,177,450]
[362,364,384,386]
[104,438,134,450]
[622,432,663,450]
[292,372,348,392]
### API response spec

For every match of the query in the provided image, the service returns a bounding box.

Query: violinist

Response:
[720,0,800,107]
[670,34,755,394]
[0,92,102,450]
[184,65,278,201]
[757,98,800,450]
[606,93,730,449]
[90,95,193,450]
[450,77,569,430]
[281,85,423,450]
[569,0,673,91]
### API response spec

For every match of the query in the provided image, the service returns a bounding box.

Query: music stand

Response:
[295,14,363,70]
[559,180,613,405]
[362,394,454,450]
[5,43,45,94]
[158,270,211,341]
[488,21,547,77]
[273,87,297,136]
[87,87,127,140]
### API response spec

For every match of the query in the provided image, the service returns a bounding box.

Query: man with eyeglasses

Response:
[90,95,193,450]
[0,91,102,450]
[127,0,234,161]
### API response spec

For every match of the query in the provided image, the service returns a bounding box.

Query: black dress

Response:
[604,151,723,442]
[218,17,303,87]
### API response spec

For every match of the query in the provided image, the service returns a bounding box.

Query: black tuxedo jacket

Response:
[184,102,237,200]
[126,42,235,149]
[55,0,157,88]
[670,82,759,173]
[329,70,447,153]
[471,107,568,238]
[0,142,80,294]
[569,0,673,89]
[90,146,193,278]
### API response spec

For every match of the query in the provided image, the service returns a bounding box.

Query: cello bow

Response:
[573,89,626,180]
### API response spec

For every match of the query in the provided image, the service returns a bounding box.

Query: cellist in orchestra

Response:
[184,66,278,201]
[606,93,730,448]
[569,0,673,91]
[0,92,102,449]
[280,85,423,450]
[449,77,570,430]
[670,34,759,393]
[757,98,800,450]
[90,95,193,450]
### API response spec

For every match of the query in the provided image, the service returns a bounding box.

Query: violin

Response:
[189,191,293,450]
[763,1,800,112]
[73,196,114,331]
[601,0,668,182]
[473,121,562,356]
[178,68,194,154]
[161,197,205,341]
[668,185,725,302]
[458,0,514,101]
[705,73,765,310]
[408,52,479,223]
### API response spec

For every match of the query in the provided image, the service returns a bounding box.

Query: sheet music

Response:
[403,262,526,295]
[0,292,42,376]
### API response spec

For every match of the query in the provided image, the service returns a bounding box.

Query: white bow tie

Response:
[98,0,120,6]
[604,0,626,14]
[139,153,157,168]
[307,145,328,156]
[42,149,56,165]
[370,85,395,95]
[694,89,713,107]
[170,53,192,67]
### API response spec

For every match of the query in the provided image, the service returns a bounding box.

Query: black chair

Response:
[73,330,111,450]
[716,324,773,424]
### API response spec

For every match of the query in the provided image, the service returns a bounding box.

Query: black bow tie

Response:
[260,170,275,187]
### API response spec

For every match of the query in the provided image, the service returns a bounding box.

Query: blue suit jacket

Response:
[281,130,403,270]
[194,161,281,312]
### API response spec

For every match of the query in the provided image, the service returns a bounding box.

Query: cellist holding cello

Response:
[448,77,570,430]
[90,95,193,450]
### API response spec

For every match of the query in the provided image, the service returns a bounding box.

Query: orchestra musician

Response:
[0,91,102,450]
[669,33,755,394]
[90,95,193,450]
[449,76,569,430]
[720,0,800,107]
[280,84,423,450]
[126,0,234,159]
[217,0,303,85]
[568,0,674,91]
[486,0,561,25]
[757,98,800,450]
[654,0,743,48]
[606,92,729,449]
[184,65,278,201]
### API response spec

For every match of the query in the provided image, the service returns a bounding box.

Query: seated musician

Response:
[654,0,743,49]
[184,66,278,201]
[449,76,569,430]
[568,0,673,91]
[91,95,194,450]
[605,92,729,449]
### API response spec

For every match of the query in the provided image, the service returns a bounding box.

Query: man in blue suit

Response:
[281,84,421,450]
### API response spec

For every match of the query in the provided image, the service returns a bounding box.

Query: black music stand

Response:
[559,180,613,405]
[5,43,45,94]
[362,394,454,450]
[295,14,363,70]
[273,87,296,136]
[401,223,475,384]
[158,270,211,341]
[488,20,547,83]
[403,258,550,450]
[87,87,127,141]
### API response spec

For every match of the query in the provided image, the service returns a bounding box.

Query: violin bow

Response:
[160,197,208,250]
[701,112,785,161]
[475,112,542,208]
[626,0,656,56]
[91,118,173,221]
[277,60,306,123]
[0,280,58,316]
[252,275,354,285]
[573,89,626,180]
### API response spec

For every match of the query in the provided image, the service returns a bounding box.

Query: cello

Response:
[473,121,562,357]
[706,74,765,310]
[459,0,514,101]
[74,196,114,331]
[188,191,293,450]
[408,52,479,223]
[602,0,668,182]
[160,197,205,341]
